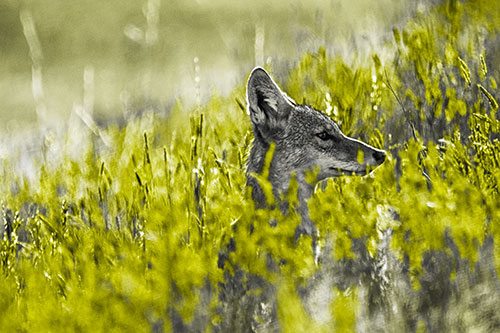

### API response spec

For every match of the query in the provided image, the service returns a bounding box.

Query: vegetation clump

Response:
[1,0,500,331]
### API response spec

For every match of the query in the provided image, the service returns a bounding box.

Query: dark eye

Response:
[316,131,329,140]
[316,131,332,141]
[316,131,342,143]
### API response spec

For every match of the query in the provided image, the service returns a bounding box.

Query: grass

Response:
[1,0,500,331]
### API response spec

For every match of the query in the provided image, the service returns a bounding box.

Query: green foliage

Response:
[1,0,500,330]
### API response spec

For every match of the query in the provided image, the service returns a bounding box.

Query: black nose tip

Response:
[373,150,386,164]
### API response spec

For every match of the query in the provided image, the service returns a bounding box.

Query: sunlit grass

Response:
[1,0,500,331]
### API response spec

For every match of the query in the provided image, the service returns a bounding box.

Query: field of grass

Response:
[1,0,500,331]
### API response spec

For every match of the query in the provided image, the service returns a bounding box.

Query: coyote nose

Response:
[373,150,386,164]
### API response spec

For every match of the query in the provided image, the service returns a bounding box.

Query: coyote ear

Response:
[246,67,294,135]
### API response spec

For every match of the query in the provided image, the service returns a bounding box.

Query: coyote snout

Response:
[245,67,386,238]
[306,124,386,180]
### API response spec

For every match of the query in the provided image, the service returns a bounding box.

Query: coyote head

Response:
[246,67,386,197]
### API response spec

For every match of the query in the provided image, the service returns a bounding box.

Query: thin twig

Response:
[384,70,432,185]
[384,70,418,141]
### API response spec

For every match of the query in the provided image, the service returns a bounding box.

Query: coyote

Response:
[246,67,386,241]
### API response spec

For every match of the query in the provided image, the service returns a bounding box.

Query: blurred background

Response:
[0,0,426,132]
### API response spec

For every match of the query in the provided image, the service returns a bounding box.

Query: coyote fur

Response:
[246,67,386,242]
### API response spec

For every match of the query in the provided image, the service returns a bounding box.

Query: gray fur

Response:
[246,67,386,238]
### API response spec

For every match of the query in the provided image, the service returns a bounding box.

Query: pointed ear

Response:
[246,67,294,137]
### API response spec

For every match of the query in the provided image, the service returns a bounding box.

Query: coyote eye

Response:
[316,131,341,143]
[316,131,329,141]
